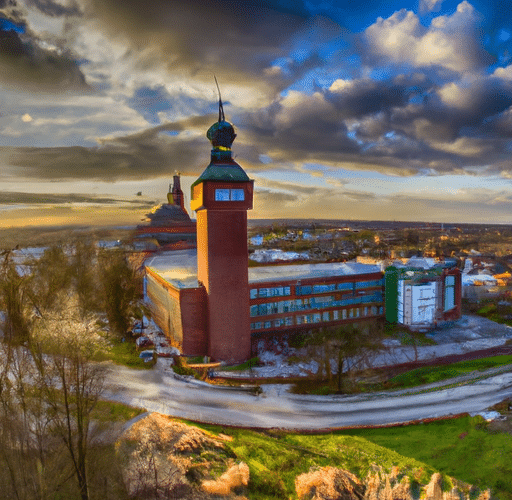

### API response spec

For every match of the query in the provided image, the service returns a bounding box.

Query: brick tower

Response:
[190,101,253,362]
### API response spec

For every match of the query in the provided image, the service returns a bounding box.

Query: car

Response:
[139,350,155,362]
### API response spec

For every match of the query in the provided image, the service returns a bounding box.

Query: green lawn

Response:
[192,415,512,499]
[388,355,512,388]
[98,338,155,369]
[344,416,512,498]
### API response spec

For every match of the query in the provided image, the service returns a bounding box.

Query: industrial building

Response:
[145,251,385,360]
[143,105,387,362]
[143,105,460,362]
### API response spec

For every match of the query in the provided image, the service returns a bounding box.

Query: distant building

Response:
[135,174,196,250]
[385,264,461,331]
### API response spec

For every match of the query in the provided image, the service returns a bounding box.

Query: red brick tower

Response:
[190,102,253,363]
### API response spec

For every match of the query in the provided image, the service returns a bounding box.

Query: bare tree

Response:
[31,299,107,500]
[307,320,385,393]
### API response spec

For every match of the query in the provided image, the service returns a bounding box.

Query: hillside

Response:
[110,410,506,500]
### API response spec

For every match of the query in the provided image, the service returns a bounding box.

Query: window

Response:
[264,321,271,329]
[342,309,347,319]
[214,188,245,201]
[214,188,230,201]
[231,189,245,201]
[322,311,330,322]
[250,289,257,299]
[333,310,339,320]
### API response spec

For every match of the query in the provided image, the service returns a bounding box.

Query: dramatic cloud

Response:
[3,0,512,223]
[363,2,493,73]
[0,0,89,91]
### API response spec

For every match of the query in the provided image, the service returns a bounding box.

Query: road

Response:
[102,361,512,430]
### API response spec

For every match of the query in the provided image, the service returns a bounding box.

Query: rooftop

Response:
[145,250,382,289]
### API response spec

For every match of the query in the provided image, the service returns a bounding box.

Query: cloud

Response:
[79,0,311,93]
[363,2,493,73]
[24,0,81,17]
[0,5,90,91]
[0,190,154,205]
[420,0,445,14]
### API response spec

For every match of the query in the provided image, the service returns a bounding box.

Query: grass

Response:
[85,400,512,499]
[291,354,512,395]
[344,415,512,498]
[221,356,261,371]
[92,400,146,422]
[387,355,512,388]
[191,415,512,499]
[191,419,481,499]
[102,338,155,369]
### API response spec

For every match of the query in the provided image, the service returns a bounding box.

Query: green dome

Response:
[206,120,237,149]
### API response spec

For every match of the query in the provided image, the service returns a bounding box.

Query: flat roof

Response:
[145,249,381,289]
[248,262,381,284]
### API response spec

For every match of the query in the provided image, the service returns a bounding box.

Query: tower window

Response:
[215,189,230,201]
[231,189,245,201]
[214,188,245,201]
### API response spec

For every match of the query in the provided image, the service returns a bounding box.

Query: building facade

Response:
[385,265,462,331]
[144,250,385,359]
[248,263,384,336]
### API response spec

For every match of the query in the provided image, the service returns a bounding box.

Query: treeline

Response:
[0,242,142,499]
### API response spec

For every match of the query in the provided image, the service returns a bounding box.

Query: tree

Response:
[98,249,140,338]
[306,320,385,393]
[0,251,32,344]
[31,298,107,500]
[71,241,102,317]
[29,245,72,314]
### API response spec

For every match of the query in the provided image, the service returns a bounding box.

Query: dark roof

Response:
[192,157,250,187]
[144,204,193,227]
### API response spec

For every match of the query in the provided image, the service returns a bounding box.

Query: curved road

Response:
[102,361,512,430]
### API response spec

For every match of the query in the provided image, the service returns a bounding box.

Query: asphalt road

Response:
[102,361,512,429]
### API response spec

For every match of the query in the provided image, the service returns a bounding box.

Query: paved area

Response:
[99,314,512,429]
[102,361,512,429]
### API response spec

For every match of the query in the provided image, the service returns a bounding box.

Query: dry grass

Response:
[295,466,363,500]
[201,462,250,496]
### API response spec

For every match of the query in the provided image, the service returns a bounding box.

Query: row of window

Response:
[295,279,384,296]
[250,286,291,299]
[250,306,384,330]
[249,279,384,300]
[249,291,384,317]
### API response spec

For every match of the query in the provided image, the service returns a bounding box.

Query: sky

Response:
[2,0,512,226]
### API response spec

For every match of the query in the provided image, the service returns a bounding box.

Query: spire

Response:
[206,77,236,155]
[215,75,225,123]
